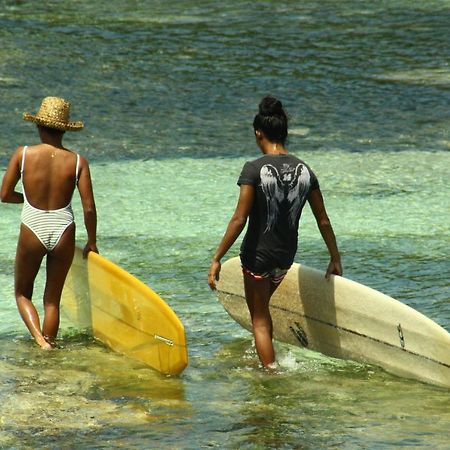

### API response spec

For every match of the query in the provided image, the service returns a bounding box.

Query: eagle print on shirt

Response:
[260,163,311,232]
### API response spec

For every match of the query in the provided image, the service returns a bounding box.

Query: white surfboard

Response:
[216,257,450,388]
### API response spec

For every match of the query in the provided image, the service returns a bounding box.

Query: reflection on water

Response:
[0,333,189,448]
[186,340,450,449]
[1,0,450,163]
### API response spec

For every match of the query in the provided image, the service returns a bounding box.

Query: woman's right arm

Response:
[208,184,254,290]
[0,147,24,204]
[77,156,98,258]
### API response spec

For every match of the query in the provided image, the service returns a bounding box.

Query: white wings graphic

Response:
[260,163,310,232]
[287,164,311,228]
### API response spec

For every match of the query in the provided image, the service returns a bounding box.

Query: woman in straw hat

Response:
[1,96,98,349]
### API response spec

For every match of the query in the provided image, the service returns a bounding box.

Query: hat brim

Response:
[23,113,84,131]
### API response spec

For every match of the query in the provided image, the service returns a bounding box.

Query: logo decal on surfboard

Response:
[290,322,309,347]
[397,323,405,349]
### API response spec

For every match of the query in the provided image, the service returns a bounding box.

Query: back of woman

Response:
[208,96,342,368]
[21,144,79,210]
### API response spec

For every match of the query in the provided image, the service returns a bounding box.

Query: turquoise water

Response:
[1,1,450,448]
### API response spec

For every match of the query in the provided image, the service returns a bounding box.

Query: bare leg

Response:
[42,223,75,343]
[14,225,51,349]
[243,272,277,367]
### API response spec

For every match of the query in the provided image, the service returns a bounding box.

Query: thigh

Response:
[15,225,46,297]
[45,224,75,300]
[243,271,272,320]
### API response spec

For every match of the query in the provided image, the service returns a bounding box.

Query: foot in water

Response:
[36,335,54,350]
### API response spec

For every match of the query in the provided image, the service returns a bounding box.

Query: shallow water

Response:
[1,1,450,449]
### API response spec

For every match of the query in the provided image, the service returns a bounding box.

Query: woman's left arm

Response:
[1,147,24,204]
[308,188,342,279]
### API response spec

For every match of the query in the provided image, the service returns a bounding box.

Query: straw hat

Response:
[23,96,84,131]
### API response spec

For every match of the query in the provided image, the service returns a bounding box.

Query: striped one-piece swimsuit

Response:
[21,146,80,252]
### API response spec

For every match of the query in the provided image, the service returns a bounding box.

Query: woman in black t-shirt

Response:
[208,96,342,368]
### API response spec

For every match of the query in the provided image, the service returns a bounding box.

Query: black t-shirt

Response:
[238,154,319,269]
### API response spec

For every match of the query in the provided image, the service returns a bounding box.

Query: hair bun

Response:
[259,96,284,117]
[253,96,288,144]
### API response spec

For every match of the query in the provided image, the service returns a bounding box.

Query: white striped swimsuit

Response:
[21,146,80,252]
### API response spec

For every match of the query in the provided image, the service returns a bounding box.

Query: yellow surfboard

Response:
[61,247,188,376]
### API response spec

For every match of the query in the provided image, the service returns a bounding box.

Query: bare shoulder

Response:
[25,143,46,152]
[10,146,25,164]
[13,145,25,155]
[77,154,93,176]
[77,154,90,166]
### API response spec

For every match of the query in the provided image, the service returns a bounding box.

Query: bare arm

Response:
[0,147,24,204]
[308,188,342,279]
[77,156,98,258]
[208,184,254,290]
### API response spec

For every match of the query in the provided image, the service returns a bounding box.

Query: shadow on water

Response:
[0,332,189,449]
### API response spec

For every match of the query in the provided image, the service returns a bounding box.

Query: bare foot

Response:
[35,336,53,350]
[264,361,279,374]
[40,341,53,350]
[44,335,56,349]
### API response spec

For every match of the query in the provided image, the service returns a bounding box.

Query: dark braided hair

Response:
[253,96,288,144]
